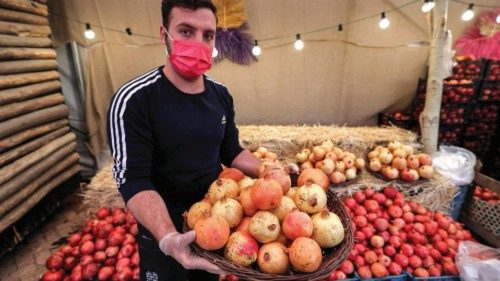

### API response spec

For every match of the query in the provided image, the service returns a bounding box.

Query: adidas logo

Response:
[221,115,226,124]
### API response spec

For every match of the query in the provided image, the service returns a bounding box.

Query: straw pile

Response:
[82,125,457,214]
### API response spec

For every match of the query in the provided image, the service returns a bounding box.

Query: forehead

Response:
[169,7,216,31]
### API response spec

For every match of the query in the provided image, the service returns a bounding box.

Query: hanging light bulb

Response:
[212,47,218,58]
[84,23,95,39]
[294,34,304,50]
[378,12,390,29]
[252,40,261,56]
[338,24,343,31]
[421,0,435,13]
[496,14,500,24]
[461,4,474,21]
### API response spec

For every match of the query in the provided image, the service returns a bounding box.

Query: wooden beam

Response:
[0,59,57,74]
[0,0,48,17]
[0,34,51,47]
[0,153,79,217]
[0,132,75,185]
[0,70,59,90]
[0,126,69,167]
[0,47,56,60]
[0,104,68,139]
[0,142,75,202]
[0,164,80,233]
[0,20,50,37]
[0,93,64,121]
[0,8,48,25]
[0,118,67,152]
[0,80,60,105]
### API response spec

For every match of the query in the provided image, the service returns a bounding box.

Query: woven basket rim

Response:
[184,190,354,281]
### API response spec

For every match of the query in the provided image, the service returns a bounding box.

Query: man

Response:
[107,1,261,280]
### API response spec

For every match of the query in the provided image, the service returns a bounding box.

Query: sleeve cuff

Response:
[118,179,157,204]
[223,145,244,167]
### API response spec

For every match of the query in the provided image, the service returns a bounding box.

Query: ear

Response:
[159,25,167,45]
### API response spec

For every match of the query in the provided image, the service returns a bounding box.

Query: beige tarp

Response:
[47,0,497,163]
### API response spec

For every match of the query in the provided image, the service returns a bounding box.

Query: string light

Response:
[252,40,261,56]
[294,34,304,50]
[421,0,435,12]
[338,24,343,31]
[84,23,95,39]
[378,12,390,29]
[212,47,218,58]
[461,4,474,21]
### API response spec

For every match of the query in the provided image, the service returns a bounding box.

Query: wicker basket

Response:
[184,190,354,281]
[468,197,500,236]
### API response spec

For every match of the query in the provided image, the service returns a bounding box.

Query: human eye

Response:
[179,28,192,37]
[204,32,215,41]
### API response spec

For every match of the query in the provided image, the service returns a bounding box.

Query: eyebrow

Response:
[176,22,215,34]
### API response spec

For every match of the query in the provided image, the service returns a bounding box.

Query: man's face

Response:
[162,7,217,50]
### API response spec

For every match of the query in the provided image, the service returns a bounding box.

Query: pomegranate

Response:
[370,235,384,249]
[249,211,280,243]
[257,242,289,274]
[388,262,403,275]
[371,262,389,278]
[392,157,407,170]
[238,176,255,191]
[219,168,245,182]
[289,237,322,273]
[46,254,64,270]
[235,217,252,235]
[41,270,64,281]
[369,158,382,171]
[417,153,432,166]
[261,166,291,194]
[311,209,345,248]
[270,196,296,222]
[335,161,346,173]
[224,231,259,267]
[238,187,258,216]
[98,267,114,281]
[358,265,373,279]
[211,198,243,228]
[355,158,365,169]
[186,201,211,229]
[194,214,230,250]
[382,166,399,180]
[207,178,239,204]
[250,178,283,210]
[407,155,420,169]
[294,181,327,214]
[297,169,330,191]
[282,209,313,241]
[321,158,335,174]
[418,165,434,179]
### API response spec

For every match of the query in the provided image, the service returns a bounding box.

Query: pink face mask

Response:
[165,31,212,80]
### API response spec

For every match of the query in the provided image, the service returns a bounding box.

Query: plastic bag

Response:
[456,241,500,281]
[431,145,476,186]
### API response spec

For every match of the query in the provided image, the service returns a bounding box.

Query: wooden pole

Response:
[0,142,75,201]
[0,70,59,89]
[0,20,50,37]
[0,59,57,74]
[0,0,48,17]
[420,0,450,154]
[0,165,80,233]
[0,34,51,47]
[0,8,48,25]
[0,93,64,121]
[0,153,79,217]
[0,132,75,185]
[0,80,60,105]
[0,47,56,60]
[0,104,68,139]
[0,119,67,152]
[0,126,69,166]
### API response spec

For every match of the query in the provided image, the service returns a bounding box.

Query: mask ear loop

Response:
[163,27,173,56]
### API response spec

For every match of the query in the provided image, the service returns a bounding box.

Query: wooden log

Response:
[0,70,58,90]
[0,59,57,74]
[0,126,69,166]
[0,142,75,201]
[0,93,64,121]
[0,0,48,17]
[0,132,75,185]
[0,164,80,233]
[0,34,51,47]
[0,152,79,217]
[0,8,48,25]
[0,118,67,152]
[0,20,50,37]
[0,80,60,105]
[0,104,68,139]
[0,47,56,61]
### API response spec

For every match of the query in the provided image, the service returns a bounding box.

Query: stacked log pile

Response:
[0,0,80,237]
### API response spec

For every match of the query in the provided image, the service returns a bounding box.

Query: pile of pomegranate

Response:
[187,166,346,276]
[367,141,434,182]
[295,140,365,184]
[41,208,139,281]
[473,185,499,204]
[251,146,279,163]
[333,186,473,280]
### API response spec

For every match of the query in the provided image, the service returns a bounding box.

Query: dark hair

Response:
[161,0,217,28]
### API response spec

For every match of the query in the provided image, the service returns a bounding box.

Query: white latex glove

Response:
[286,163,300,174]
[159,231,223,274]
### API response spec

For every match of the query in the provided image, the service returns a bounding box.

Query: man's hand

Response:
[159,231,223,274]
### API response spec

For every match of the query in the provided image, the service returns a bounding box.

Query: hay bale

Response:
[82,125,455,214]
